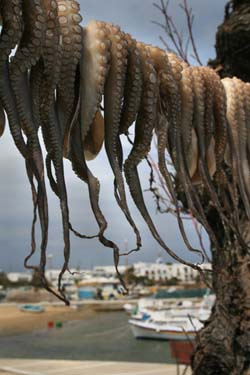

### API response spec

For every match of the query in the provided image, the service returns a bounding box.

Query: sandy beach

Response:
[0,304,94,336]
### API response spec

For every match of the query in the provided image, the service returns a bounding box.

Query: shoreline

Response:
[0,303,95,336]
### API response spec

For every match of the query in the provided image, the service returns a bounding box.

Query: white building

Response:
[94,261,211,283]
[45,269,86,288]
[7,260,211,287]
[133,262,211,283]
[7,272,32,283]
[93,265,127,278]
[44,268,118,288]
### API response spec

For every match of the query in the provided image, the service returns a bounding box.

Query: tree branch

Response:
[153,0,203,65]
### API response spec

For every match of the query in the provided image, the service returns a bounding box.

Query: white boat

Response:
[130,293,215,322]
[129,315,203,341]
[19,304,45,313]
[131,305,211,322]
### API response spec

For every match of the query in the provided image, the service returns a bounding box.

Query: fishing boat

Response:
[131,302,211,322]
[128,293,215,322]
[19,304,45,313]
[129,315,203,341]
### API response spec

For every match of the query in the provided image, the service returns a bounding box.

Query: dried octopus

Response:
[0,1,249,303]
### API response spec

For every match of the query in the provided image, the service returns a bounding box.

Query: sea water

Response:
[0,311,174,364]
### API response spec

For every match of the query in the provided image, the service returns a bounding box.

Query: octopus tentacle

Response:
[74,21,122,244]
[199,68,233,194]
[157,115,210,263]
[84,110,105,161]
[124,44,160,254]
[104,23,141,250]
[9,0,46,135]
[69,120,127,292]
[230,79,250,248]
[198,69,216,181]
[42,5,91,242]
[156,59,210,248]
[68,60,126,277]
[119,34,143,135]
[0,0,27,158]
[77,20,111,154]
[229,79,250,247]
[167,52,189,71]
[179,68,197,177]
[244,83,250,174]
[147,46,204,260]
[9,0,68,305]
[70,132,107,237]
[56,0,82,151]
[124,43,202,268]
[162,53,210,246]
[190,68,217,192]
[189,67,238,243]
[198,67,215,171]
[0,0,41,271]
[233,78,250,200]
[30,60,44,131]
[167,53,185,79]
[205,69,244,240]
[222,85,242,232]
[45,154,59,197]
[46,151,97,239]
[162,62,212,258]
[169,64,219,249]
[222,78,250,220]
[158,114,207,260]
[208,68,228,184]
[24,159,39,269]
[8,1,51,283]
[39,0,70,303]
[163,53,184,166]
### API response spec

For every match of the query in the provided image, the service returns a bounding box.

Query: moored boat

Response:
[19,304,45,313]
[129,293,215,322]
[129,315,203,341]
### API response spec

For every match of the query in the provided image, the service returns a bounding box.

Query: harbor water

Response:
[0,311,174,364]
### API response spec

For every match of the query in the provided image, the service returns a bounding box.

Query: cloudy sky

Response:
[0,0,227,272]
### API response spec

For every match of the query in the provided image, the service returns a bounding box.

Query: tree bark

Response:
[209,0,250,82]
[192,220,250,374]
[191,2,250,372]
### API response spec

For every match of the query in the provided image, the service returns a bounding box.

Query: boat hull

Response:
[129,321,197,341]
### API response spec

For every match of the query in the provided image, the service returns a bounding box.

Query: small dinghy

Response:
[19,304,45,313]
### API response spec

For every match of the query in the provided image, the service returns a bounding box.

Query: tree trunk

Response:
[189,1,250,373]
[209,0,250,82]
[192,220,250,374]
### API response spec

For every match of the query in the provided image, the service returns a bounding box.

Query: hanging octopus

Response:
[0,1,250,303]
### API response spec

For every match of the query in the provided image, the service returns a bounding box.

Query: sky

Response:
[0,0,227,272]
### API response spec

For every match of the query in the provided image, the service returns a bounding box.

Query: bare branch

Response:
[180,0,203,65]
[153,0,203,65]
[153,0,189,62]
